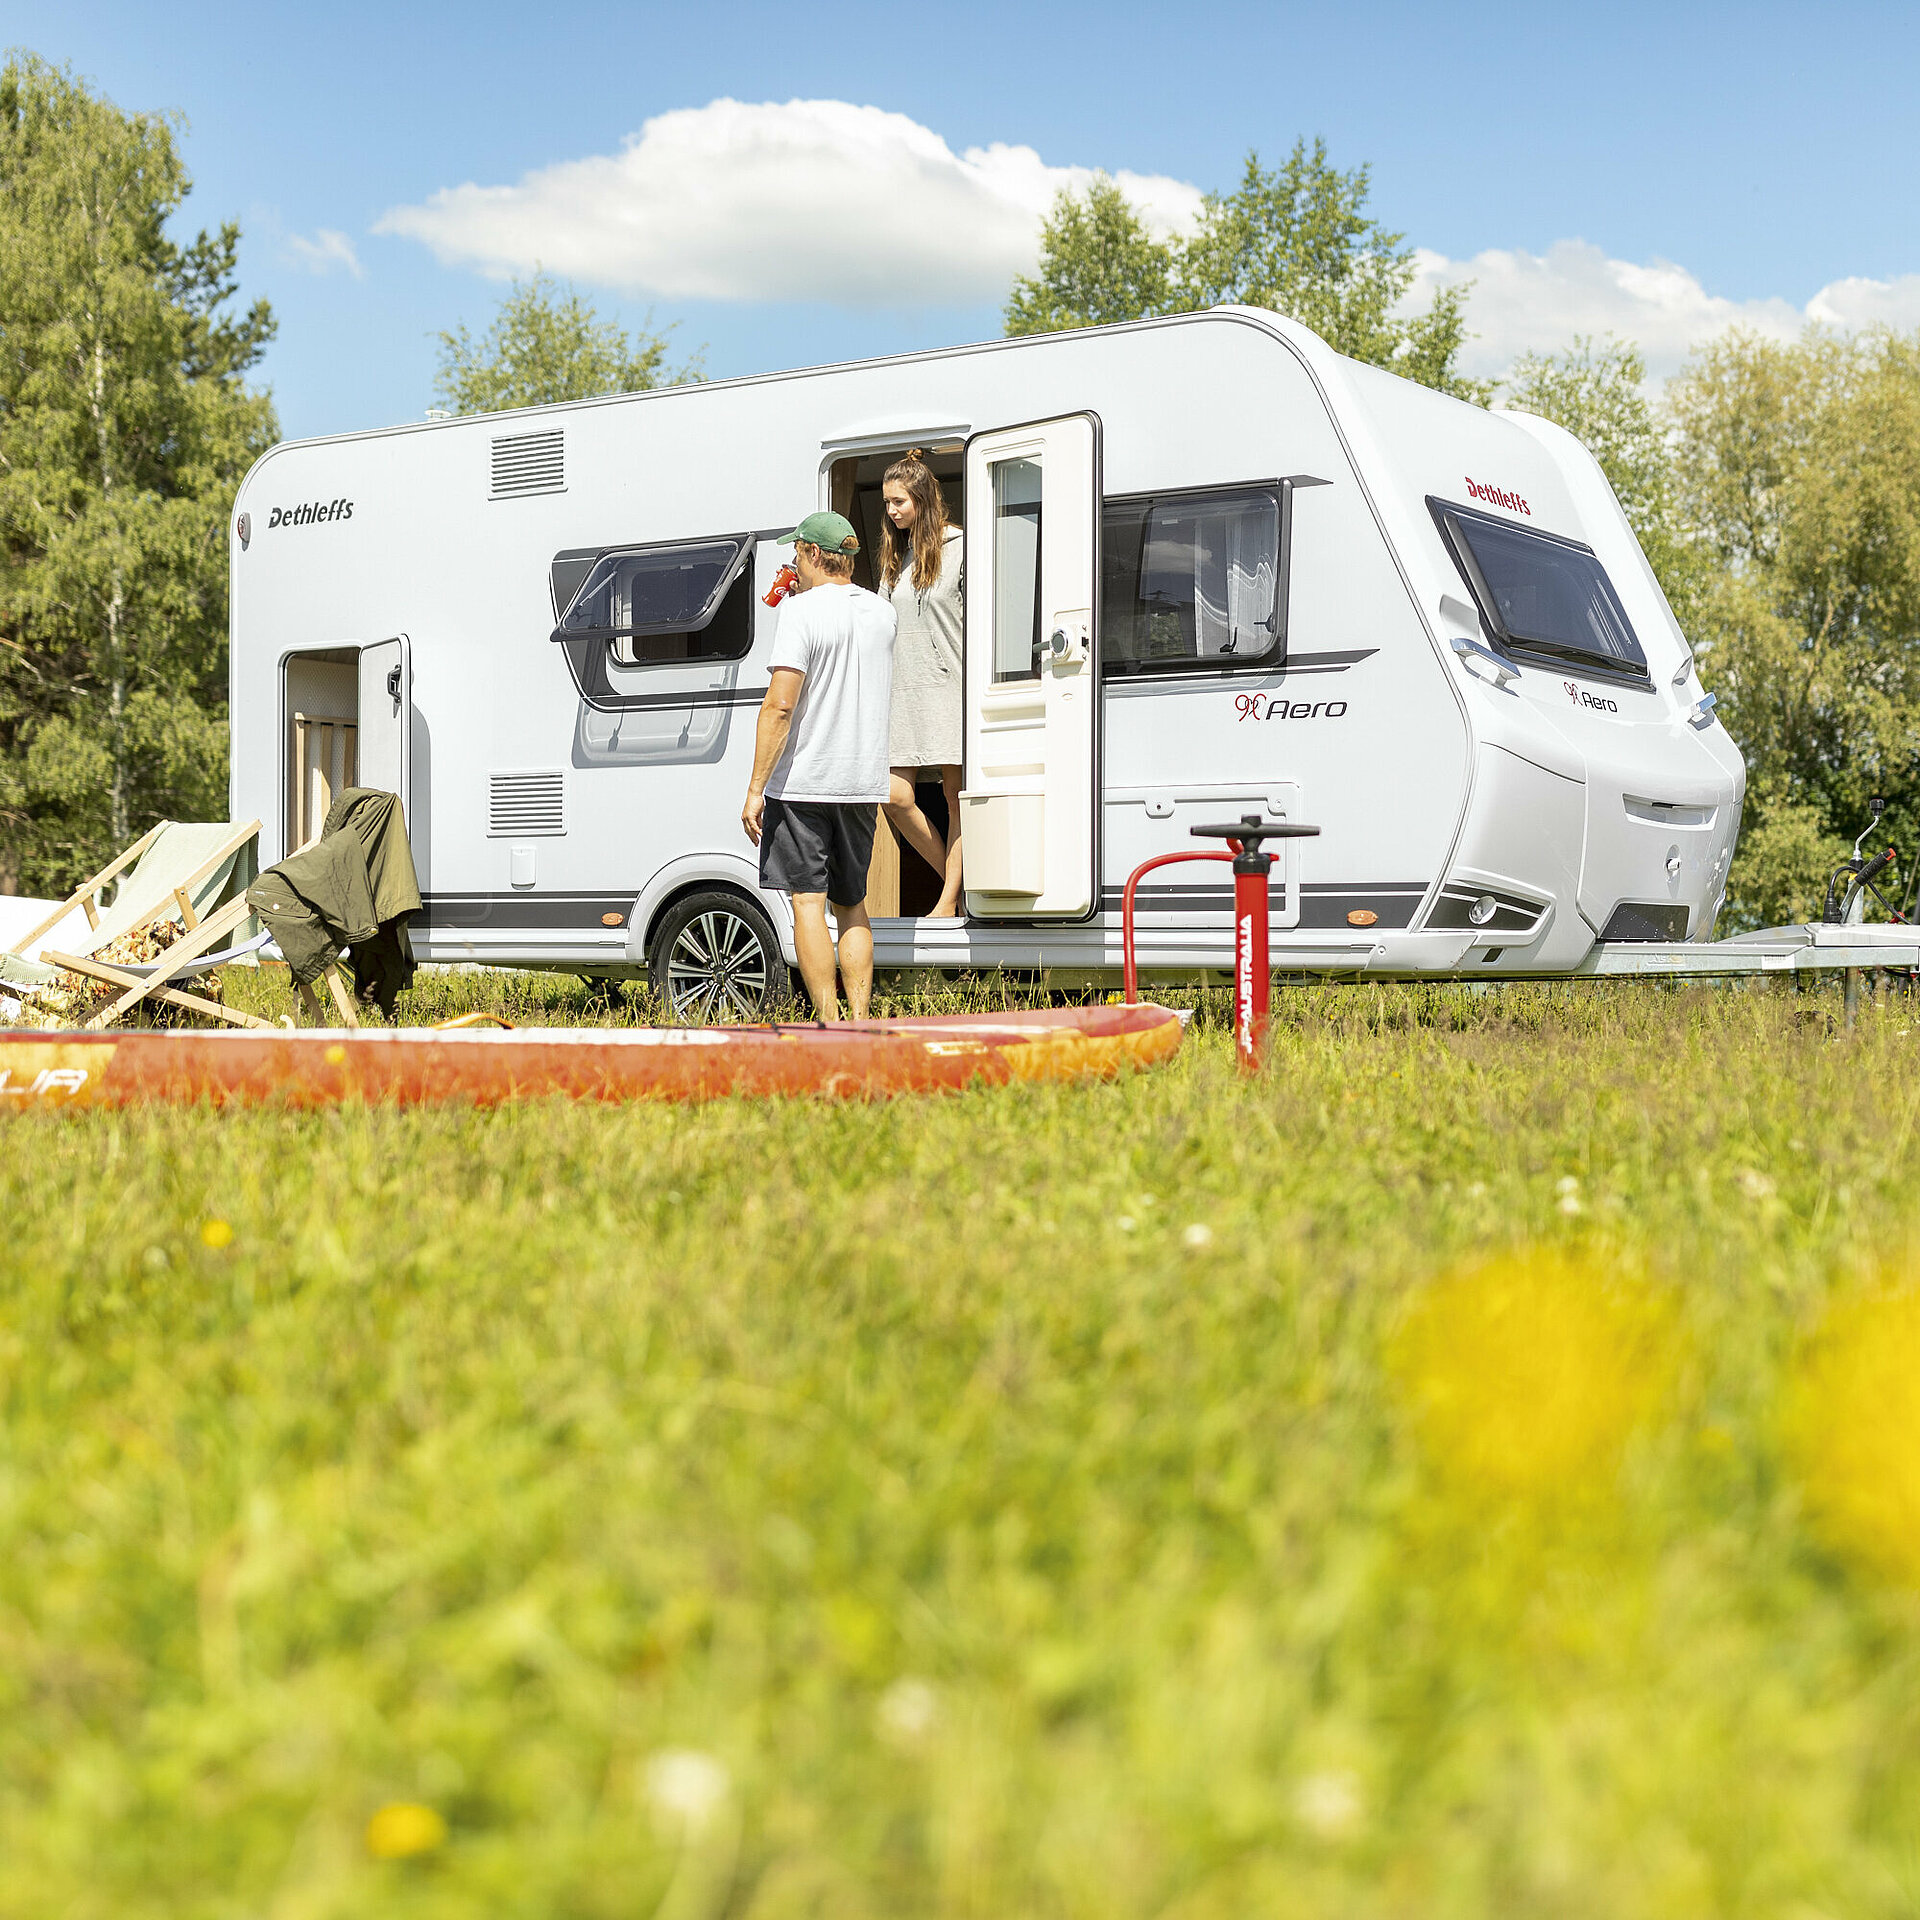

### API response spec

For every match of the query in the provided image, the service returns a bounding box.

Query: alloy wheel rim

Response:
[666,909,770,1020]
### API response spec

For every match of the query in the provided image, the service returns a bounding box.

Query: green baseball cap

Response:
[778,510,860,554]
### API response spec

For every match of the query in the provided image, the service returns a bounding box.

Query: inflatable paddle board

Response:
[0,1003,1183,1109]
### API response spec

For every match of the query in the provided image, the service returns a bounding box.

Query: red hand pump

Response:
[1121,814,1321,1072]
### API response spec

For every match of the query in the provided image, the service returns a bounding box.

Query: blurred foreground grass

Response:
[7,978,1920,1917]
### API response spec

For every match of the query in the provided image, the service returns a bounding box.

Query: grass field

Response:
[6,975,1920,1918]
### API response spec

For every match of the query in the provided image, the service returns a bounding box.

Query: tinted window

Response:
[558,539,745,638]
[1434,502,1647,680]
[552,537,752,667]
[611,568,752,667]
[1102,486,1282,675]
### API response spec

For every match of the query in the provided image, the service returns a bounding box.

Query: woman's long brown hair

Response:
[877,450,951,596]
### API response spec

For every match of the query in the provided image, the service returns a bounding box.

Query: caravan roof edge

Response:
[232,306,1353,491]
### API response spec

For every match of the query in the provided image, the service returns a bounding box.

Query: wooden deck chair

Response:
[1,819,171,972]
[44,893,271,1031]
[3,820,262,988]
[295,964,362,1029]
[4,819,264,1026]
[45,913,282,1031]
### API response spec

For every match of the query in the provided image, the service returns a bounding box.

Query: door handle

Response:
[1046,611,1091,666]
[386,665,402,702]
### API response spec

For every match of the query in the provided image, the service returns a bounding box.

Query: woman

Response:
[878,450,965,916]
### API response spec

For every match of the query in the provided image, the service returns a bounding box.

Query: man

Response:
[742,510,896,1021]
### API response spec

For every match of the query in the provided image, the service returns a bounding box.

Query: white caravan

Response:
[228,306,1757,1013]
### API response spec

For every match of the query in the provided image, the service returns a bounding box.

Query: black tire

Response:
[647,889,787,1022]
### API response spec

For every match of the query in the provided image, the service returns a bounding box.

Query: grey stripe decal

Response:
[419,893,635,930]
[1101,880,1428,931]
[587,646,1380,716]
[1104,647,1377,690]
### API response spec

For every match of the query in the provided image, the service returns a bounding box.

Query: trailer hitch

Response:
[1824,796,1904,926]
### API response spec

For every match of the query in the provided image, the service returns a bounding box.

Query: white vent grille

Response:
[488,770,565,836]
[490,429,565,500]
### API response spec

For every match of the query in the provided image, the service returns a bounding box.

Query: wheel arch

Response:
[627,854,797,967]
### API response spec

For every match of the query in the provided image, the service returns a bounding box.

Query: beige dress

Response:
[887,525,964,769]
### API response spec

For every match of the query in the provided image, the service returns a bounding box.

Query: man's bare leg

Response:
[791,891,841,1020]
[831,898,873,1018]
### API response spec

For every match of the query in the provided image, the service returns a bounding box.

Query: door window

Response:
[991,457,1044,682]
[1102,484,1284,676]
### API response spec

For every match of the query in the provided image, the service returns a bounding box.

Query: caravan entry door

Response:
[355,635,412,816]
[960,413,1100,920]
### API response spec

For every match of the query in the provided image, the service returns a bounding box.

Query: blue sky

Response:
[15,1,1920,441]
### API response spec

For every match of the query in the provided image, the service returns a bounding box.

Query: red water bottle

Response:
[762,564,799,607]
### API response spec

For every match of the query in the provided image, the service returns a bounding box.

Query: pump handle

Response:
[1190,814,1321,846]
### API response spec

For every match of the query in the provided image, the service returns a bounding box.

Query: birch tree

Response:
[0,54,276,892]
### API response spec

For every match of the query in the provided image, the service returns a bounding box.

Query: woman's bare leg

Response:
[932,764,964,916]
[884,767,948,878]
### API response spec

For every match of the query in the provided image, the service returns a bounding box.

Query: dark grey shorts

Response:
[759,797,878,905]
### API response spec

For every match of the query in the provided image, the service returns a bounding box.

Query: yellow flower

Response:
[1786,1287,1920,1586]
[199,1219,234,1250]
[365,1801,447,1859]
[1388,1252,1666,1497]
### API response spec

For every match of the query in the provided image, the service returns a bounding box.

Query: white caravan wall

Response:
[234,313,1475,964]
[227,307,1738,975]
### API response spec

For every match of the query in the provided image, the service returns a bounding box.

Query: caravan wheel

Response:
[648,890,787,1022]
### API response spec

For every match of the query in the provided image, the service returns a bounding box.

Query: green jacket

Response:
[246,789,421,1011]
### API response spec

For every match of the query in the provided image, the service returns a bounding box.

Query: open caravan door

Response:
[355,635,412,816]
[960,414,1100,919]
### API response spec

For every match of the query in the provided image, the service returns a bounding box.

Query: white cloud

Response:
[283,228,364,279]
[1409,240,1920,384]
[375,99,1920,370]
[373,97,1202,308]
[1805,273,1920,331]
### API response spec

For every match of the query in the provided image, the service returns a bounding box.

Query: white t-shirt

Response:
[766,581,897,803]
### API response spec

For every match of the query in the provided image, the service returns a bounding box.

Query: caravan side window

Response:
[1102,484,1285,677]
[551,537,754,666]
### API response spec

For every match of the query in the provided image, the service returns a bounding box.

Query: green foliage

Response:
[433,273,702,416]
[1178,142,1486,400]
[1503,334,1704,624]
[1002,176,1174,336]
[1719,775,1851,928]
[1005,140,1488,402]
[0,53,277,893]
[7,978,1920,1914]
[1669,329,1920,927]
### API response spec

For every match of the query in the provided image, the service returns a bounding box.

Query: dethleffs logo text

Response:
[262,498,355,531]
[1464,475,1531,516]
